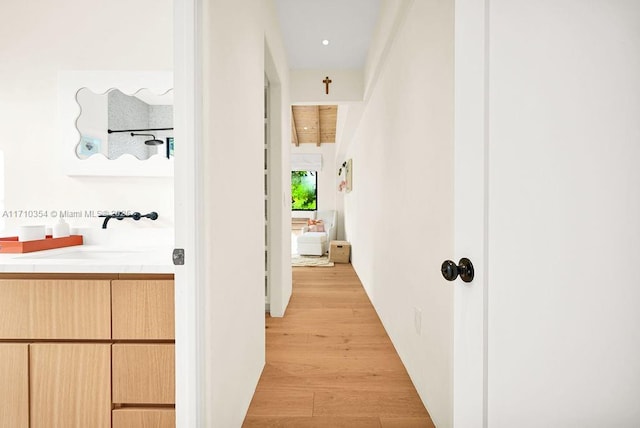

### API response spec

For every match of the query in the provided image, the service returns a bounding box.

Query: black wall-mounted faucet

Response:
[99,211,158,229]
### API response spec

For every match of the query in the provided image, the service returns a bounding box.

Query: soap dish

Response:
[0,235,83,253]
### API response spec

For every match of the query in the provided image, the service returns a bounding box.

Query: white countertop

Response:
[0,228,175,274]
[0,245,175,273]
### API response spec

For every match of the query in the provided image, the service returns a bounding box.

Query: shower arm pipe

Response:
[108,127,174,134]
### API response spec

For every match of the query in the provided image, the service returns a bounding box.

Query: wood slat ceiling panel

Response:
[291,105,337,146]
[319,105,337,143]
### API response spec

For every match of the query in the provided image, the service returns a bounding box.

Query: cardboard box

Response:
[329,240,350,263]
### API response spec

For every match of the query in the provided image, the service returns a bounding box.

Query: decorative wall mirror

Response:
[59,71,173,177]
[75,88,173,160]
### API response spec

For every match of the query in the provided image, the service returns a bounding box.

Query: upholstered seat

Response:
[296,210,337,256]
[297,232,328,256]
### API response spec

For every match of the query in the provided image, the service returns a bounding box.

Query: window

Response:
[291,171,317,211]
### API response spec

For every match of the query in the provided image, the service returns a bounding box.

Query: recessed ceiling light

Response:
[303,127,308,130]
[322,39,330,46]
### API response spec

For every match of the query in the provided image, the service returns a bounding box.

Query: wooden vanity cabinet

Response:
[0,274,175,428]
[0,344,29,427]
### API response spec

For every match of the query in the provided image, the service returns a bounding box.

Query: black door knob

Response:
[441,258,474,283]
[441,260,458,281]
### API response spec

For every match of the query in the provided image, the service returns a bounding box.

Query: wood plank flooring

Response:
[243,264,434,427]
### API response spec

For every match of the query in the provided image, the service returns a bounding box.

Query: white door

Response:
[455,0,640,426]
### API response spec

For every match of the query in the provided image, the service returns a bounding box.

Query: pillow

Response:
[307,219,325,232]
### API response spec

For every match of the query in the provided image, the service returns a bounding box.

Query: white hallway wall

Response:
[200,0,291,425]
[344,0,454,426]
[266,4,293,318]
[0,0,174,232]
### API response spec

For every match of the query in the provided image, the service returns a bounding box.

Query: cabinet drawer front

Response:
[0,344,29,427]
[112,280,175,340]
[113,344,175,404]
[0,280,111,339]
[113,408,175,428]
[30,343,111,428]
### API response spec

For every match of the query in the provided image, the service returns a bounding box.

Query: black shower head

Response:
[130,133,164,146]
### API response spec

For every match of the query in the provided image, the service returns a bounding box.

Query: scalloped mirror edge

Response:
[59,71,174,177]
[75,87,174,161]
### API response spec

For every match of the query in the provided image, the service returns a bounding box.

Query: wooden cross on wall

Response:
[323,76,332,94]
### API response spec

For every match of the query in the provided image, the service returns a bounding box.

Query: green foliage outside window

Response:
[291,171,317,210]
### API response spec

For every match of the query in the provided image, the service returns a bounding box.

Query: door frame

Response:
[174,0,205,425]
[174,0,492,426]
[453,0,489,426]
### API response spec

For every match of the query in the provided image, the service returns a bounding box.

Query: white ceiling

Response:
[274,0,382,69]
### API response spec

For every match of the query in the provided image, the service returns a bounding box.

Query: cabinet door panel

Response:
[113,408,175,428]
[30,343,111,428]
[112,280,175,340]
[112,344,175,404]
[0,281,30,338]
[0,344,28,427]
[0,279,111,339]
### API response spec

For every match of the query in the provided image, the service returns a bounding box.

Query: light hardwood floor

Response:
[243,264,435,427]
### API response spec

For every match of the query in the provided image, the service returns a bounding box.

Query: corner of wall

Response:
[265,0,293,318]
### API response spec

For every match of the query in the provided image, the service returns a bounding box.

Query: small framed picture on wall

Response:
[345,159,352,192]
[338,159,353,192]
